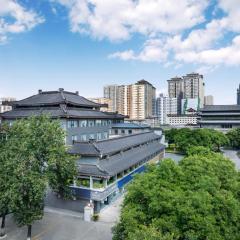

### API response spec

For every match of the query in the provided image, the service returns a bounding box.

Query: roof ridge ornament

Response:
[59,88,66,101]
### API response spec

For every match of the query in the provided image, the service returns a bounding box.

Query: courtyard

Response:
[0,194,123,240]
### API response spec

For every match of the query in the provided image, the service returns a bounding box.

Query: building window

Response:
[71,135,77,143]
[68,120,78,128]
[121,129,125,134]
[103,132,108,139]
[79,120,87,127]
[80,134,87,141]
[88,120,95,127]
[89,134,95,140]
[128,130,132,134]
[97,133,102,140]
[96,120,102,126]
[114,129,118,135]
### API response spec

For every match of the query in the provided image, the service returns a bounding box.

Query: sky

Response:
[0,0,240,104]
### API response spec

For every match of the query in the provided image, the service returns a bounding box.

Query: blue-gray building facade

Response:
[0,89,124,145]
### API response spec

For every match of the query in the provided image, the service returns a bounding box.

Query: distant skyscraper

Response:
[103,80,156,120]
[204,95,214,106]
[167,76,184,114]
[167,77,184,99]
[237,85,240,105]
[183,73,205,108]
[156,94,177,125]
[88,97,113,112]
[167,73,205,113]
[117,85,130,116]
[103,85,119,112]
[131,80,156,120]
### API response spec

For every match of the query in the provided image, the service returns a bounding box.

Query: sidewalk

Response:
[98,194,124,224]
[44,206,84,219]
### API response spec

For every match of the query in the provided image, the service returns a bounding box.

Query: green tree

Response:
[0,124,11,238]
[208,129,229,151]
[113,152,240,240]
[227,128,240,149]
[166,128,228,154]
[186,146,211,156]
[10,160,46,240]
[1,116,77,240]
[164,128,178,145]
[47,152,77,199]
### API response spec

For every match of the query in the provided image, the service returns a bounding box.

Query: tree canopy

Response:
[0,115,77,239]
[113,150,240,240]
[165,128,228,153]
[227,128,240,149]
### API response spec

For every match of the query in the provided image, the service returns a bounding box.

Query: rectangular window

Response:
[97,133,102,140]
[79,120,87,127]
[103,132,108,139]
[80,134,87,141]
[89,134,95,140]
[96,120,102,126]
[71,135,77,143]
[88,120,95,127]
[68,120,78,128]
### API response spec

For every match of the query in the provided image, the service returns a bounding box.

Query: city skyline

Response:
[1,0,240,104]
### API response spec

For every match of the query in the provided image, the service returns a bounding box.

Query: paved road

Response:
[1,210,112,240]
[99,194,124,224]
[223,149,240,169]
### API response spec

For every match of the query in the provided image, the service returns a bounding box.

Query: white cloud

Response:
[0,0,44,43]
[54,0,208,41]
[175,35,240,66]
[218,0,240,32]
[109,38,168,62]
[109,0,240,68]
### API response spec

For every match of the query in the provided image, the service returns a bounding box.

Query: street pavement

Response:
[1,209,113,240]
[1,195,125,240]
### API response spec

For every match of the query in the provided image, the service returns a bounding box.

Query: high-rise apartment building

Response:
[103,80,156,120]
[103,85,119,112]
[117,85,131,116]
[167,73,205,113]
[156,94,178,125]
[88,97,113,112]
[204,95,214,106]
[167,77,184,99]
[183,73,205,108]
[130,80,156,120]
[167,77,184,114]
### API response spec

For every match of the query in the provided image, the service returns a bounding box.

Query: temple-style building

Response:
[198,105,240,130]
[69,131,165,212]
[0,89,124,145]
[0,88,165,212]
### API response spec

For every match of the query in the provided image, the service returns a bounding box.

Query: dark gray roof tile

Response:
[14,90,101,108]
[77,141,165,177]
[71,131,161,156]
[1,107,124,120]
[200,105,240,112]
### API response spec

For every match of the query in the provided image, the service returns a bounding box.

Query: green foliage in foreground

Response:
[227,128,240,149]
[113,151,240,240]
[165,128,228,154]
[0,115,77,238]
